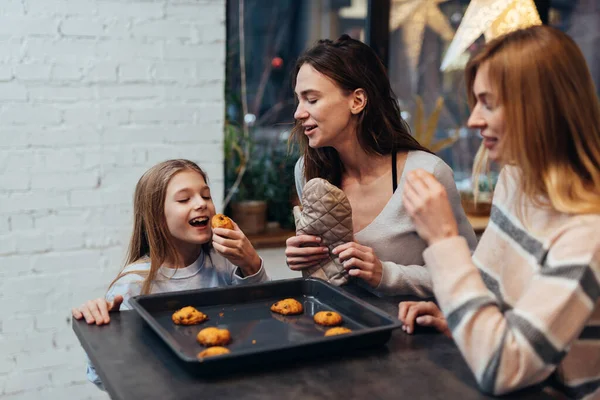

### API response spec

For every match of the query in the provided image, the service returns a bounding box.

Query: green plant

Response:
[223,122,299,229]
[223,120,268,202]
[263,139,299,229]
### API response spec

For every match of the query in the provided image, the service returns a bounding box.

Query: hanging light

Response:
[440,0,541,71]
[390,0,455,77]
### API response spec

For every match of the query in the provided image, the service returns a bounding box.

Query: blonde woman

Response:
[72,159,269,389]
[399,26,600,398]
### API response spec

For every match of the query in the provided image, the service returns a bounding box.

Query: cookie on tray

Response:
[314,311,343,326]
[197,327,231,347]
[171,306,208,325]
[270,298,303,315]
[211,214,234,230]
[324,327,352,336]
[197,346,230,358]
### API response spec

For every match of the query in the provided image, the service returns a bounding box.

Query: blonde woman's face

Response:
[163,170,215,260]
[467,63,507,162]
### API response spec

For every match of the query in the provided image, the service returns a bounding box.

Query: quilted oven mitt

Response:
[293,178,354,286]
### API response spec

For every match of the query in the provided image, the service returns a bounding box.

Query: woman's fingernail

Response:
[315,237,321,242]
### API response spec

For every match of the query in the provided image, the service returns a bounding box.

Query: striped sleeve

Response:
[424,224,600,395]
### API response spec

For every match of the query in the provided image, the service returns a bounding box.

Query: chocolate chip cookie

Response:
[270,298,303,315]
[172,306,208,325]
[197,346,230,358]
[324,327,352,336]
[314,311,343,326]
[197,327,231,347]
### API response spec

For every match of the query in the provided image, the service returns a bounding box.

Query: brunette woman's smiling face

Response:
[293,63,358,149]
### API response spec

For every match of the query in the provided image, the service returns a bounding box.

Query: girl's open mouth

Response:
[189,216,209,227]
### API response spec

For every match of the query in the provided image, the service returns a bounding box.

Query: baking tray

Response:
[128,277,402,373]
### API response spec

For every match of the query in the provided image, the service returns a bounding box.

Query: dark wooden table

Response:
[73,284,552,400]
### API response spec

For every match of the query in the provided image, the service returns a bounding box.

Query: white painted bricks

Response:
[0,1,226,398]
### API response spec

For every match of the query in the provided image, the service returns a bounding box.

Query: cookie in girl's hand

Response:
[211,214,234,230]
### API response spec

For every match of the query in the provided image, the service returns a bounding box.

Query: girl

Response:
[400,26,600,398]
[71,159,269,388]
[285,35,477,297]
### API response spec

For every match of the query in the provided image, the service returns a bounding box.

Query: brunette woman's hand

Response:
[212,221,261,276]
[403,169,459,245]
[285,234,330,271]
[72,295,124,326]
[398,301,451,337]
[332,242,383,288]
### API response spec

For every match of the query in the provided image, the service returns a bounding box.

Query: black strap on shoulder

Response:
[392,151,398,193]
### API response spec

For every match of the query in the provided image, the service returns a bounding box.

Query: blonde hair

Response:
[466,25,600,214]
[108,159,210,295]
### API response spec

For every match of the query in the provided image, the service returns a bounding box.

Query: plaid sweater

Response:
[424,167,600,399]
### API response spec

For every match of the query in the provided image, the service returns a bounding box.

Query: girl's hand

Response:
[285,235,330,271]
[332,242,383,288]
[403,169,459,245]
[398,301,451,337]
[212,221,261,276]
[72,295,124,326]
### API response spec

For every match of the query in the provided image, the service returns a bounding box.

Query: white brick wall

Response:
[0,1,226,399]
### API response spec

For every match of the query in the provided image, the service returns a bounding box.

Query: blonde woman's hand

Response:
[332,242,383,288]
[403,169,459,245]
[212,221,261,276]
[285,234,330,271]
[72,295,124,326]
[398,301,451,337]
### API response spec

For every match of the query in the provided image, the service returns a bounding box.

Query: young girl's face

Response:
[163,169,216,257]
